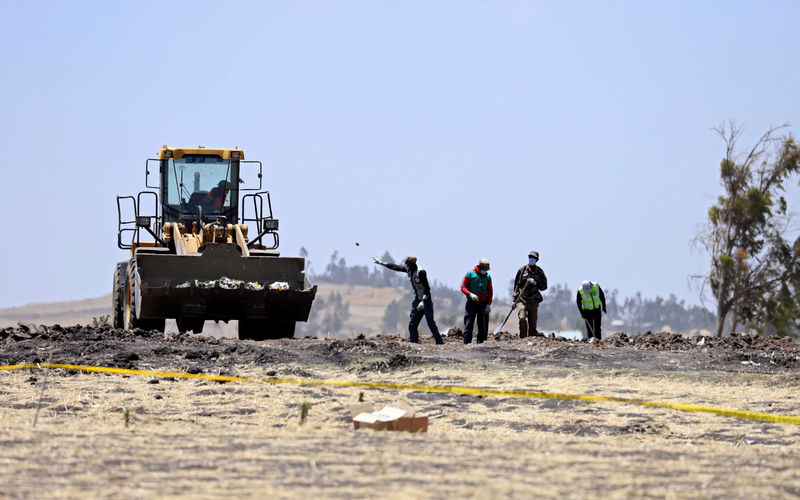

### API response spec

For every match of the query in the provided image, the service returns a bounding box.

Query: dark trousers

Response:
[583,309,602,339]
[410,297,444,344]
[464,300,488,344]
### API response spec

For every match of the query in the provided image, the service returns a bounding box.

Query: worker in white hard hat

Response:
[460,258,493,344]
[577,280,607,341]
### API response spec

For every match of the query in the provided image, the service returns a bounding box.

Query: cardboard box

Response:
[351,401,428,433]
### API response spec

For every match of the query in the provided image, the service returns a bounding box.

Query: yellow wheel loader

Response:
[113,146,317,340]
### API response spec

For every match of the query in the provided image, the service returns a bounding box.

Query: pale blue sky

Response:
[1,1,798,308]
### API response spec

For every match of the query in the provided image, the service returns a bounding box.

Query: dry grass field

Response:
[2,358,799,499]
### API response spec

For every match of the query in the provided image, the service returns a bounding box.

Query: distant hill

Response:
[0,295,112,328]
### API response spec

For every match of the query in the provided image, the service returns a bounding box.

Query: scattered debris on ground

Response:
[0,323,797,375]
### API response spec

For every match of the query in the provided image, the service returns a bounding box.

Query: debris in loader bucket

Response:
[219,276,242,289]
[173,277,284,291]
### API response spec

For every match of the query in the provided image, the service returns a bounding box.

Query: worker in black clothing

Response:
[577,280,607,341]
[372,255,444,344]
[512,250,548,338]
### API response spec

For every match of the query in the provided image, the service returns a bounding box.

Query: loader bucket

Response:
[133,243,316,322]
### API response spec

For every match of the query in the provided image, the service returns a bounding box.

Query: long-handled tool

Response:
[583,317,596,340]
[493,280,532,335]
[493,303,518,335]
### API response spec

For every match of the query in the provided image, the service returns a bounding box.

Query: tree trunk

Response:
[714,313,726,338]
[714,276,728,338]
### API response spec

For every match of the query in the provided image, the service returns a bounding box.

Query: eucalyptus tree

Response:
[695,122,800,337]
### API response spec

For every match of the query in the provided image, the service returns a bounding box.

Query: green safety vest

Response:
[579,283,601,310]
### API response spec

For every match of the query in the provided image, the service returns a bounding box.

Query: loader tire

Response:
[238,319,295,341]
[112,262,127,329]
[122,268,165,333]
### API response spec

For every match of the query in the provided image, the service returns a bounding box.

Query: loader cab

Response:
[158,147,242,224]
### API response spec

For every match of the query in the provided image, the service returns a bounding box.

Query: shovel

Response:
[493,302,518,335]
[583,317,596,340]
[493,280,532,335]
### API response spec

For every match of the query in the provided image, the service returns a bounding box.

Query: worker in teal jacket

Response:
[460,258,493,344]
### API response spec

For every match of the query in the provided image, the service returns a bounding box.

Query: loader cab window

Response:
[162,154,239,222]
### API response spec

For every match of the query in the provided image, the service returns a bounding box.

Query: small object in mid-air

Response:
[355,242,360,246]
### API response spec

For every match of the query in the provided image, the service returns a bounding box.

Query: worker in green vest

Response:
[576,280,607,341]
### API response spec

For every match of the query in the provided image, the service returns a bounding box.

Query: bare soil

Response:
[1,324,797,375]
[1,324,800,499]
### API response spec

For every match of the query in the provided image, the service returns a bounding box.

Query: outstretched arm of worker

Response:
[371,256,406,273]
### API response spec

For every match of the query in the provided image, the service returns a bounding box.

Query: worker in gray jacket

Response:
[512,250,548,338]
[372,255,444,344]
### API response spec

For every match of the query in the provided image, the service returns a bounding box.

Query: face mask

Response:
[529,258,537,266]
[479,269,488,275]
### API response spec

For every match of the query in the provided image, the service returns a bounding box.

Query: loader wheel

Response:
[112,262,127,329]
[238,319,295,341]
[122,274,165,332]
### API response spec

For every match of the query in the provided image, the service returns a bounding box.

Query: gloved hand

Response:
[485,305,491,314]
[527,278,537,286]
[371,256,383,265]
[602,307,607,314]
[416,302,425,312]
[469,293,478,302]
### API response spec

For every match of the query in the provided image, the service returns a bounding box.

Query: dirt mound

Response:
[0,323,797,375]
[604,331,799,351]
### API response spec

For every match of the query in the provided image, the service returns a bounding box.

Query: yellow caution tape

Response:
[2,362,799,425]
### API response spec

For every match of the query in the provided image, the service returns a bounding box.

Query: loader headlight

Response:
[164,150,174,158]
[230,151,241,159]
[136,216,151,227]
[263,219,279,231]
